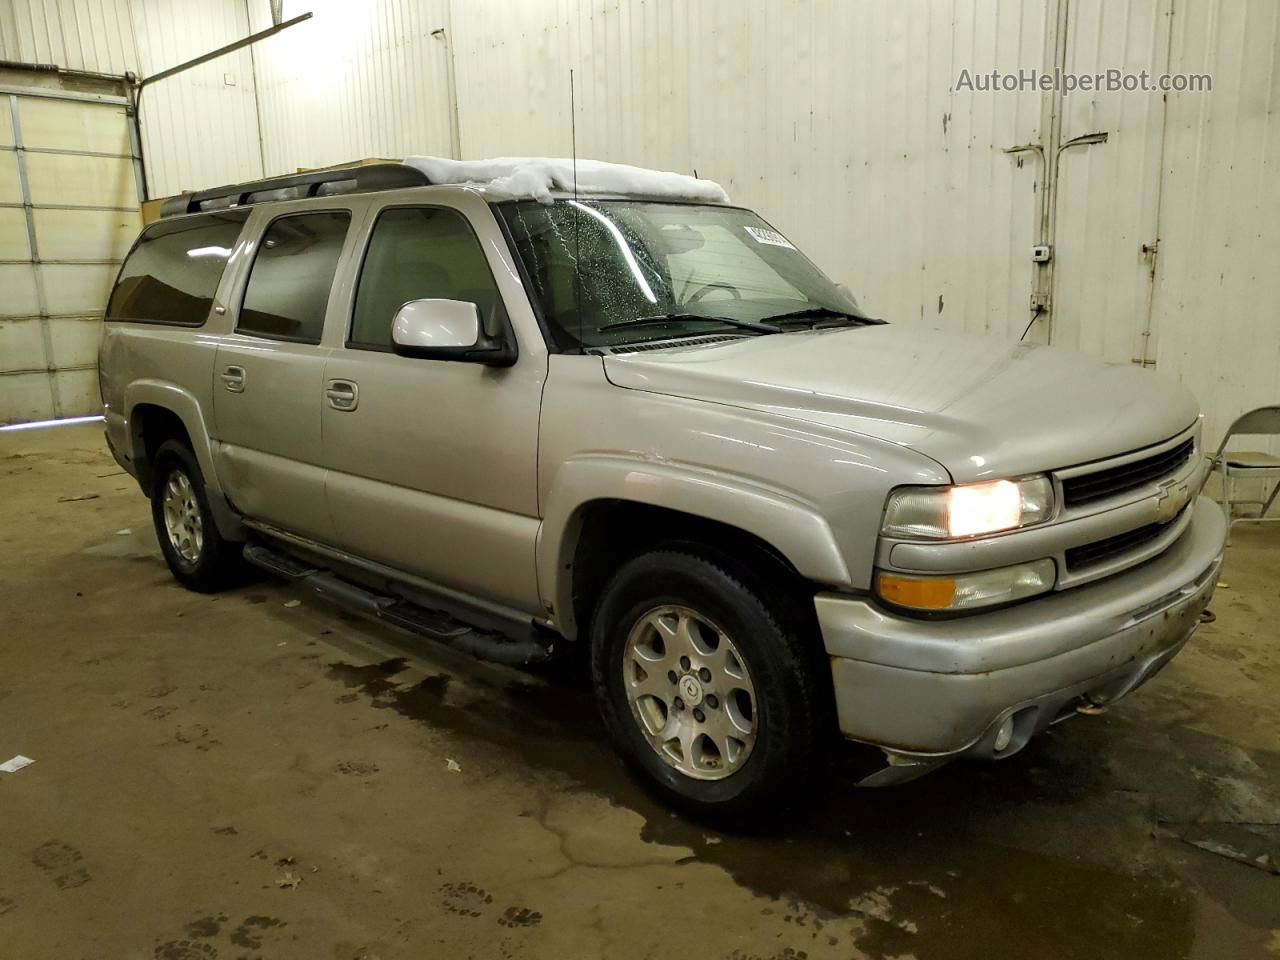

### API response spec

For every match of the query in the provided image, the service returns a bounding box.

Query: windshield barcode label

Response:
[743,226,796,249]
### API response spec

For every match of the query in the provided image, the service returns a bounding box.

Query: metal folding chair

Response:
[1204,406,1280,543]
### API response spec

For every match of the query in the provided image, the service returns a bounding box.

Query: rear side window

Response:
[349,206,507,350]
[237,211,351,344]
[106,210,249,326]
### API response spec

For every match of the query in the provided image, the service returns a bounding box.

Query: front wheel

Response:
[590,550,827,819]
[150,440,244,592]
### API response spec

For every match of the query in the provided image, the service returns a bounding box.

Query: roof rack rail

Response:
[159,162,432,218]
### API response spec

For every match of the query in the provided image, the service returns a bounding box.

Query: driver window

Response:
[349,206,508,351]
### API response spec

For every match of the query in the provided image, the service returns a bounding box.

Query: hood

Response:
[602,326,1199,483]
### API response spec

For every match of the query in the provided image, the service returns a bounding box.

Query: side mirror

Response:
[390,299,516,366]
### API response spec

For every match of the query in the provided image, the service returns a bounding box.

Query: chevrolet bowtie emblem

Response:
[1155,479,1191,524]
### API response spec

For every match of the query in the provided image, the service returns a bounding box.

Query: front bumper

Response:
[819,496,1226,784]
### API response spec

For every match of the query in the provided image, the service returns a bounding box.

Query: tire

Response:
[150,439,243,593]
[590,549,827,820]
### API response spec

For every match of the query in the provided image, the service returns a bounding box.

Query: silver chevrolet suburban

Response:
[98,159,1226,816]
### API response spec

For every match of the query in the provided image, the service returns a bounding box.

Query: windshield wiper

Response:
[761,307,882,327]
[597,313,780,335]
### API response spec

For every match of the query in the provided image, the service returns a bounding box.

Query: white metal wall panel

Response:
[1,0,265,197]
[50,366,98,414]
[0,88,140,425]
[1050,0,1171,365]
[25,151,136,205]
[18,94,132,152]
[0,312,45,370]
[449,0,1050,342]
[0,0,139,74]
[0,373,56,422]
[1151,0,1280,453]
[32,206,134,258]
[0,264,39,312]
[0,206,27,256]
[248,0,455,176]
[130,0,264,197]
[41,261,117,313]
[0,148,19,199]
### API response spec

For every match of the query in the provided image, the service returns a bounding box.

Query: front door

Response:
[213,209,353,541]
[321,203,544,612]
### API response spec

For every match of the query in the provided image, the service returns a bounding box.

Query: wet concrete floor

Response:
[2,425,1278,959]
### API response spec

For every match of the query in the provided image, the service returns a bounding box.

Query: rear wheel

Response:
[590,550,826,819]
[150,440,243,592]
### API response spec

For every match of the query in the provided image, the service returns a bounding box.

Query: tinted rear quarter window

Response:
[238,211,351,344]
[106,211,249,326]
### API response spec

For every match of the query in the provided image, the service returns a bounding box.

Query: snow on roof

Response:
[403,156,730,204]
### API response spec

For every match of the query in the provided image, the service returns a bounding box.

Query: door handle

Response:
[325,379,359,411]
[221,365,245,392]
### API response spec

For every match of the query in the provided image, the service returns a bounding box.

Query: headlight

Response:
[877,558,1057,612]
[881,475,1054,540]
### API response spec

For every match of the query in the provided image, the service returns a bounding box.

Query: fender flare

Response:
[537,456,851,640]
[124,380,244,540]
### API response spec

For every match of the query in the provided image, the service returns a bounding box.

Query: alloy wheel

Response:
[622,605,758,780]
[161,468,204,564]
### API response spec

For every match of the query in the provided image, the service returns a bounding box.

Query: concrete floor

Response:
[1,424,1278,960]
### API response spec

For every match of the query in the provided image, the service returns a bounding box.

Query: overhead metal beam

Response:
[132,11,313,200]
[137,12,313,91]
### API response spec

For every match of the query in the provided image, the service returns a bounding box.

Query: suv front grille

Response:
[1061,437,1195,506]
[1065,520,1167,570]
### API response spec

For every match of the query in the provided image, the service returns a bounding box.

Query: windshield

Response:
[498,200,869,350]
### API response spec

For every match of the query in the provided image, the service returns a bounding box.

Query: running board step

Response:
[378,600,473,639]
[243,542,554,666]
[244,543,319,581]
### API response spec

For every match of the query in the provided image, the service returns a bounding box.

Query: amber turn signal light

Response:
[876,573,958,610]
[875,559,1056,612]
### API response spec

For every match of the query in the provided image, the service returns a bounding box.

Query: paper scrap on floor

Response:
[0,755,34,773]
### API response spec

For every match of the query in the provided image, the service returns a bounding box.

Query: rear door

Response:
[320,200,544,611]
[212,206,358,542]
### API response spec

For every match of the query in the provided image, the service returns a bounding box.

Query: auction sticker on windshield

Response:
[743,226,796,249]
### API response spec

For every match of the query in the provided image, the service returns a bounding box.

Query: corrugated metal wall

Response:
[3,0,1276,452]
[1050,0,1172,366]
[0,0,263,197]
[1152,0,1280,452]
[0,0,138,73]
[451,0,1051,346]
[246,0,455,175]
[130,0,263,197]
